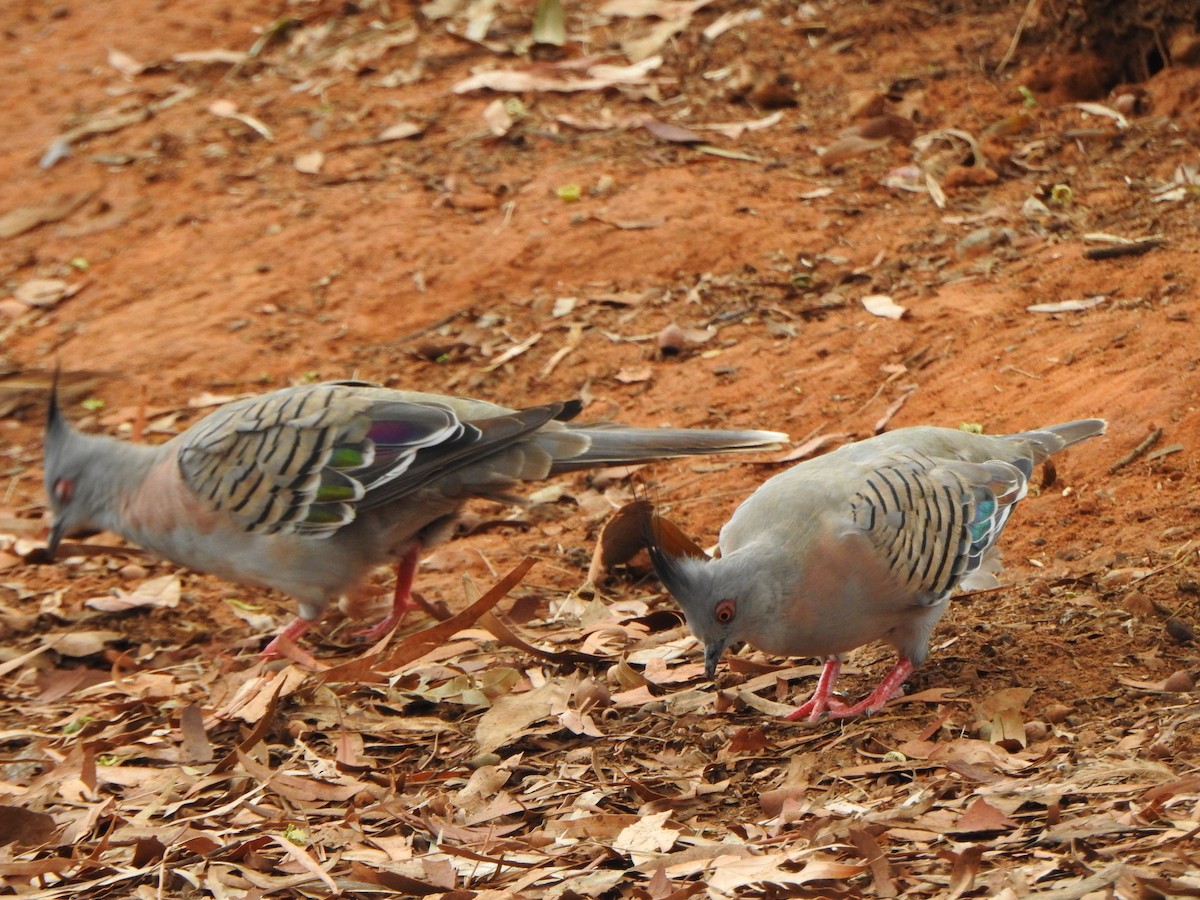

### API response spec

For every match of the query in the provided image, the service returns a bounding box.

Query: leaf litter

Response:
[4,525,1199,897]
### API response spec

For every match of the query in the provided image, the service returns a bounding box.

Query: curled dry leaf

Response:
[1026,297,1107,313]
[376,121,425,142]
[208,99,274,141]
[642,118,702,144]
[293,151,325,175]
[12,279,82,309]
[452,56,661,94]
[586,500,651,582]
[861,294,907,320]
[85,574,181,613]
[614,366,653,384]
[820,135,889,169]
[695,110,783,139]
[107,48,146,77]
[47,630,125,657]
[483,99,514,136]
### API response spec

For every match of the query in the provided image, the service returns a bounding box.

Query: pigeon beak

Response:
[44,519,66,561]
[704,639,727,680]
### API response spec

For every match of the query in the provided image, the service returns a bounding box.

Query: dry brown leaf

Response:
[613,810,679,865]
[706,852,865,893]
[0,806,57,847]
[642,118,702,144]
[483,332,542,371]
[474,680,570,754]
[0,190,95,239]
[952,797,1018,834]
[587,500,651,581]
[820,135,889,168]
[453,56,661,94]
[85,574,181,612]
[614,366,653,384]
[48,631,124,657]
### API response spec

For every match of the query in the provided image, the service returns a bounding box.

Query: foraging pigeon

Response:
[643,419,1106,719]
[43,379,785,656]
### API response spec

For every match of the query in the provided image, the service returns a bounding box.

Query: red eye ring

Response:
[53,478,74,505]
[715,599,736,624]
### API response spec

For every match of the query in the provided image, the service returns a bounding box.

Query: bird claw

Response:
[351,617,402,643]
[261,617,316,658]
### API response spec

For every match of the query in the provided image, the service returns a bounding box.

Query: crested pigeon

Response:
[643,419,1107,720]
[42,379,785,656]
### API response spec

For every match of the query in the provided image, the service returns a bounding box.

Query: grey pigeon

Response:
[643,419,1106,720]
[43,379,785,655]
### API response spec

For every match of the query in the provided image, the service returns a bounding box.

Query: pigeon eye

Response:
[715,599,736,624]
[53,478,74,505]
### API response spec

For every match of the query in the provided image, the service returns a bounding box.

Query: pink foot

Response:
[821,658,915,720]
[785,657,915,721]
[786,657,843,722]
[350,543,441,642]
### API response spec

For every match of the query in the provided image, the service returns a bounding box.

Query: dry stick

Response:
[1084,240,1161,261]
[1108,427,1163,474]
[995,0,1039,74]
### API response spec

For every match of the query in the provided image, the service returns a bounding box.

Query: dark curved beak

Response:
[704,639,727,680]
[44,519,67,561]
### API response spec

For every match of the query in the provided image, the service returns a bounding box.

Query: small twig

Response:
[1108,427,1162,473]
[383,309,472,350]
[1001,365,1043,380]
[1083,240,1161,261]
[873,387,916,434]
[995,0,1039,74]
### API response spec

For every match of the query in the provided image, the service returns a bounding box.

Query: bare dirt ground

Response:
[1,0,1199,896]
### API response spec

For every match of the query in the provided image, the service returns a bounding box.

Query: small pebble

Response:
[657,323,687,356]
[1162,670,1194,693]
[1024,721,1049,742]
[119,564,149,580]
[1166,617,1195,644]
[1043,702,1072,724]
[1122,590,1154,616]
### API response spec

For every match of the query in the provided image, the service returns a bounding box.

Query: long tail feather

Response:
[550,425,787,471]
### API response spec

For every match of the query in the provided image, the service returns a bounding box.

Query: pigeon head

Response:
[639,503,750,678]
[43,380,108,558]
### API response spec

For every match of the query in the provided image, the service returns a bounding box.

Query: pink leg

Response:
[785,657,843,722]
[353,543,434,642]
[822,657,915,720]
[260,616,316,658]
